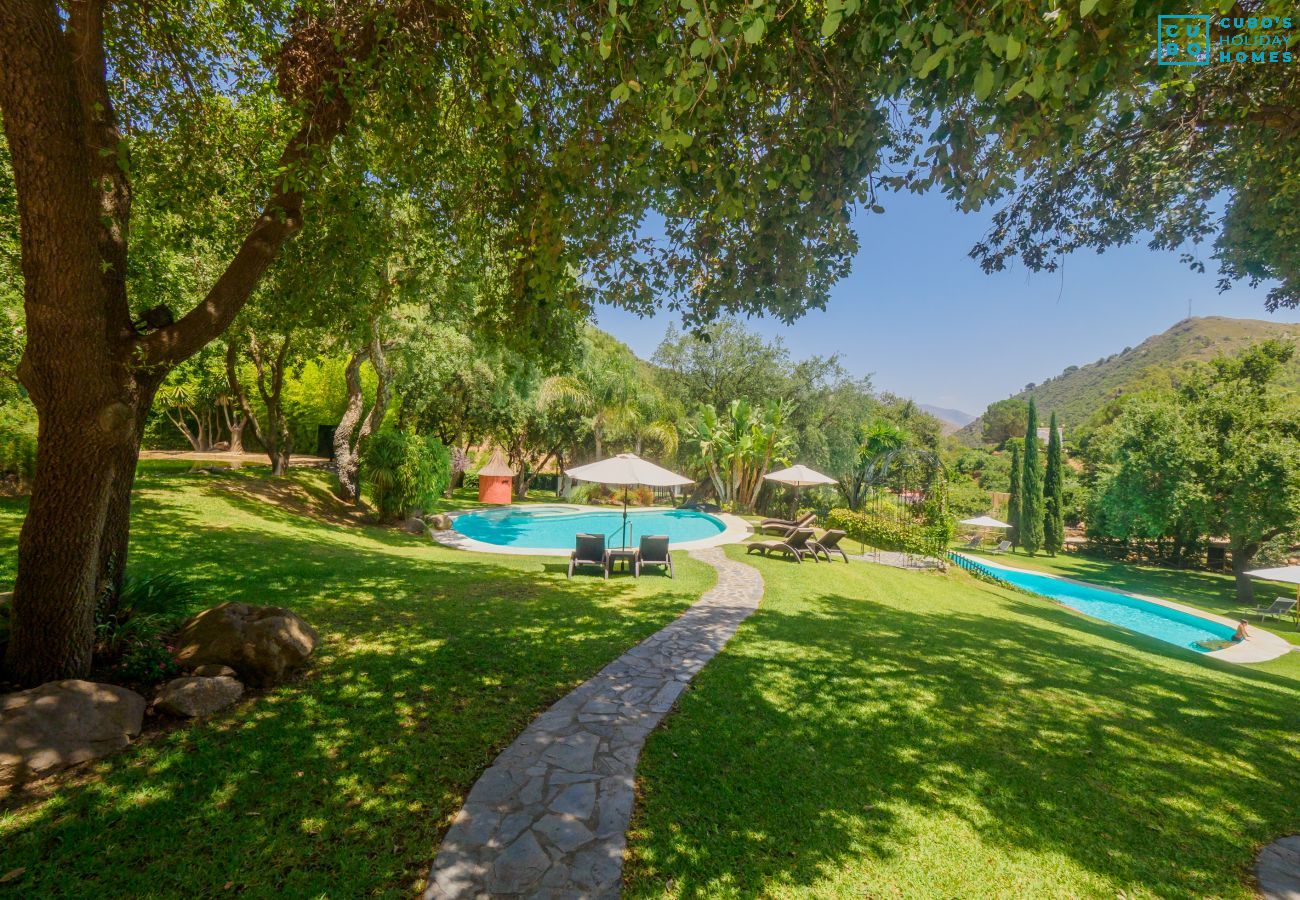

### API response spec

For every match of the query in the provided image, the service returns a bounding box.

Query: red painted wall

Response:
[478,475,513,504]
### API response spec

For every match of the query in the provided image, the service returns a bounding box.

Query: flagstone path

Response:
[423,547,763,899]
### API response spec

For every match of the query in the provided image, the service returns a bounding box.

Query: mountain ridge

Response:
[957,316,1300,442]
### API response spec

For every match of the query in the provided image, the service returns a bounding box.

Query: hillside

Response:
[958,317,1300,442]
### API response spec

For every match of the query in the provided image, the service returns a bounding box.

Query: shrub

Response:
[115,638,182,685]
[95,570,195,684]
[826,508,950,558]
[0,399,37,484]
[631,485,654,506]
[362,431,452,520]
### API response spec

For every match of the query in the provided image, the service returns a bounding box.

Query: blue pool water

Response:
[453,505,726,549]
[960,556,1237,653]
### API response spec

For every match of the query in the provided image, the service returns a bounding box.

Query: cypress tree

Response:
[1043,411,1065,556]
[1020,398,1045,556]
[1007,443,1022,549]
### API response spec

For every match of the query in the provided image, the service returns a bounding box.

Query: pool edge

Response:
[430,504,753,557]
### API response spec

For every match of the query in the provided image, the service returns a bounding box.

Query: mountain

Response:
[918,404,977,434]
[958,317,1300,443]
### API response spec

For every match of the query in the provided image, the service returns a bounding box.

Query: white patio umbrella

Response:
[564,453,693,548]
[1245,564,1300,604]
[764,464,838,516]
[959,516,1012,529]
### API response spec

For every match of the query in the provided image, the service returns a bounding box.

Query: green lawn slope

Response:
[0,464,713,897]
[624,546,1300,898]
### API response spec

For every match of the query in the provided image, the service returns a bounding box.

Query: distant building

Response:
[1036,425,1064,445]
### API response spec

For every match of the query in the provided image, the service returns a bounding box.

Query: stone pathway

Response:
[1256,834,1300,899]
[423,547,763,899]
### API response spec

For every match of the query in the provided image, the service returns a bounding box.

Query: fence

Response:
[946,551,1019,590]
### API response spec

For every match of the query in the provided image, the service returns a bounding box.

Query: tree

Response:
[6,0,935,683]
[1020,400,1044,556]
[683,399,794,513]
[981,398,1029,447]
[840,419,910,512]
[1043,411,1064,556]
[1086,396,1206,566]
[1179,342,1300,602]
[1007,443,1022,550]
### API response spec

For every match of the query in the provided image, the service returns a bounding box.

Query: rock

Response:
[154,676,243,718]
[173,603,319,687]
[426,514,453,532]
[402,517,425,534]
[0,679,146,786]
[191,664,237,678]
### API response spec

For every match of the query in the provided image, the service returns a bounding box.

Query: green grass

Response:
[959,546,1300,647]
[623,546,1300,898]
[0,464,712,897]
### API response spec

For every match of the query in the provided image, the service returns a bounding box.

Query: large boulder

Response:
[173,603,319,687]
[401,516,425,534]
[426,514,453,532]
[154,675,244,718]
[0,679,146,787]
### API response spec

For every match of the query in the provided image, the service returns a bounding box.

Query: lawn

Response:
[960,546,1300,647]
[623,546,1300,898]
[0,464,713,897]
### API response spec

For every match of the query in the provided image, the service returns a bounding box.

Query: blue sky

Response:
[594,190,1300,417]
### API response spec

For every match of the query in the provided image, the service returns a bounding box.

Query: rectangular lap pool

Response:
[954,554,1238,653]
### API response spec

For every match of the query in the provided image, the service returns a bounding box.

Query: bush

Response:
[362,431,452,520]
[115,638,182,685]
[631,485,654,506]
[0,399,37,484]
[827,508,951,558]
[96,570,195,685]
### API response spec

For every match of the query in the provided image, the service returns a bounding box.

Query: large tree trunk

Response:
[1231,541,1259,605]
[333,350,368,502]
[333,321,394,503]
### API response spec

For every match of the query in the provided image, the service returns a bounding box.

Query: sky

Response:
[593,190,1300,418]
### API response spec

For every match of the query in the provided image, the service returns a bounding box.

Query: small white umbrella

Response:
[764,464,837,516]
[565,453,693,548]
[959,516,1012,529]
[1245,564,1300,604]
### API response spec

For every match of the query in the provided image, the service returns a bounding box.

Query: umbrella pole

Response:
[623,485,629,549]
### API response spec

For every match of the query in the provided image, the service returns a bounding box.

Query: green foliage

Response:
[1007,443,1022,549]
[1086,341,1300,591]
[682,398,795,512]
[947,475,992,519]
[826,508,951,559]
[0,398,36,483]
[1019,400,1045,556]
[96,571,195,685]
[1043,411,1064,555]
[981,398,1028,446]
[362,431,451,521]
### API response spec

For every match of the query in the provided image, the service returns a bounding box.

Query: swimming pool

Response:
[451,505,728,550]
[956,555,1238,653]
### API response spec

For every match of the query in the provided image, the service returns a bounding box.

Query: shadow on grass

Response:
[625,565,1300,898]
[0,479,710,897]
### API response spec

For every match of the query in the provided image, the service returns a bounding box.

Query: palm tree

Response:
[841,418,910,510]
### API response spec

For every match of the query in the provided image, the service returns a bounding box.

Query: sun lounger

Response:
[758,511,815,536]
[808,529,849,563]
[962,534,982,549]
[989,540,1012,554]
[746,528,817,563]
[1252,597,1297,622]
[568,533,607,579]
[635,535,673,578]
